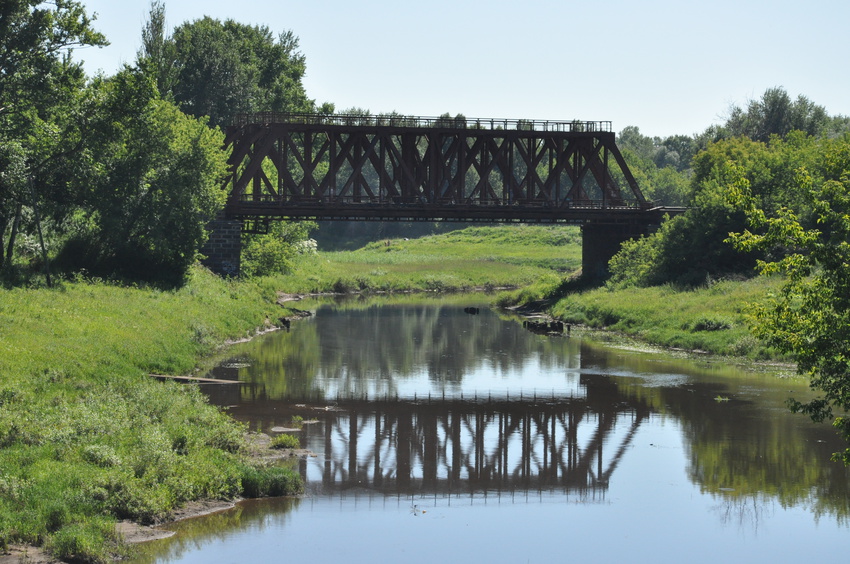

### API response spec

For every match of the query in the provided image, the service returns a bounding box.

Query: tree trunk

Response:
[5,203,22,267]
[0,214,6,271]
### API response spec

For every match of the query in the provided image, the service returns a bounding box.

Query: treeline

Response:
[0,1,326,286]
[611,86,850,287]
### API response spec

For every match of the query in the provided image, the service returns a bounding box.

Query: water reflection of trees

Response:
[218,302,577,402]
[579,342,850,523]
[131,498,301,564]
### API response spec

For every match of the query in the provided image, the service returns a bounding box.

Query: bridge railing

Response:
[237,194,654,209]
[232,112,612,133]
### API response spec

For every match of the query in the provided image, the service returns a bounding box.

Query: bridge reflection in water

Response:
[284,374,652,499]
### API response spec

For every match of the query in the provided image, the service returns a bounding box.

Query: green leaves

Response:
[67,70,229,283]
[164,17,312,126]
[731,138,850,464]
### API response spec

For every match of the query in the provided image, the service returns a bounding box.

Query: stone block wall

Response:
[200,219,242,276]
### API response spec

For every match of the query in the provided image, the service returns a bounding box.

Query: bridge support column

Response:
[200,218,242,277]
[581,223,647,283]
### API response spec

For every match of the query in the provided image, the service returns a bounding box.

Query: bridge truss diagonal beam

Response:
[223,114,655,224]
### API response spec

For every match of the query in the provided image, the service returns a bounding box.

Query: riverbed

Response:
[131,295,850,563]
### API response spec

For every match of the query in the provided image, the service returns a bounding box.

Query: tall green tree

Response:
[149,16,313,126]
[0,0,106,270]
[724,87,829,143]
[728,136,850,464]
[137,0,177,99]
[59,70,229,283]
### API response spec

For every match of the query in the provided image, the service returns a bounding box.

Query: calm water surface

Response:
[133,296,850,563]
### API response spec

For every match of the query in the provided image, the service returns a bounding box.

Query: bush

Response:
[240,465,303,498]
[46,516,121,564]
[270,434,300,449]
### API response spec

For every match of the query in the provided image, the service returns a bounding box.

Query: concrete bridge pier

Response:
[581,223,648,283]
[200,218,242,277]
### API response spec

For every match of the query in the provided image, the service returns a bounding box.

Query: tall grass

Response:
[0,267,302,562]
[547,277,783,359]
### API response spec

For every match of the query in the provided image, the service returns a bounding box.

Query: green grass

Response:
[546,276,784,359]
[278,224,580,293]
[0,267,303,562]
[270,434,300,449]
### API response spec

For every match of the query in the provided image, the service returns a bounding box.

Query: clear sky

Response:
[75,0,850,138]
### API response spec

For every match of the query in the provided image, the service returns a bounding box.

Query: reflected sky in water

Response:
[133,297,850,563]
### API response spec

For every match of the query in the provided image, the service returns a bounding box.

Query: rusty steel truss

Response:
[223,113,659,230]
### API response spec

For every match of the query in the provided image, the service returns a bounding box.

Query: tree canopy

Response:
[1,1,321,284]
[138,9,315,127]
[0,0,106,272]
[728,137,850,464]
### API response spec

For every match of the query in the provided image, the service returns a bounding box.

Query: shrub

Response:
[240,465,303,498]
[270,434,300,449]
[689,317,732,331]
[46,516,121,564]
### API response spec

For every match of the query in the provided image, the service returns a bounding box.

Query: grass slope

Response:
[0,268,301,563]
[500,276,783,360]
[278,224,581,293]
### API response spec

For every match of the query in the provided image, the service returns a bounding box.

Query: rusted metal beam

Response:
[223,113,659,226]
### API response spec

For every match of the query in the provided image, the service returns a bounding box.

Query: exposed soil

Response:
[0,546,59,564]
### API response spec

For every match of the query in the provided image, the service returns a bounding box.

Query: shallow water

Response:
[133,296,850,563]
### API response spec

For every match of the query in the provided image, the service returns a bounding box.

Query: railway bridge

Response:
[203,113,681,279]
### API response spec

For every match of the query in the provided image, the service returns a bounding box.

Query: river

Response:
[132,295,849,563]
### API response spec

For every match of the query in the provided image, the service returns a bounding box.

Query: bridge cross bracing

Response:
[223,113,653,228]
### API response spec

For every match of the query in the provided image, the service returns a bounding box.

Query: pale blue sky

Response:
[76,0,850,138]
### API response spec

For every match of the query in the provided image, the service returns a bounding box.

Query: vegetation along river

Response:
[132,295,850,563]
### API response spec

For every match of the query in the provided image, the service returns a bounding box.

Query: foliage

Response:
[270,434,300,449]
[728,136,850,463]
[241,221,317,277]
[724,87,830,142]
[609,133,835,288]
[49,69,229,284]
[618,126,697,173]
[607,180,757,288]
[240,465,303,498]
[159,16,314,126]
[0,0,106,273]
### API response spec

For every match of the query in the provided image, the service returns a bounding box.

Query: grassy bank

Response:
[0,268,302,563]
[499,276,783,360]
[277,224,580,293]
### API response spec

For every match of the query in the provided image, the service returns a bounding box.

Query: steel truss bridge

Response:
[222,112,672,229]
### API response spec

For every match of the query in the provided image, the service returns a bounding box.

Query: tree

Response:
[728,136,850,464]
[58,69,229,283]
[723,87,829,142]
[137,0,177,98]
[160,16,313,126]
[0,0,106,271]
[241,221,317,277]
